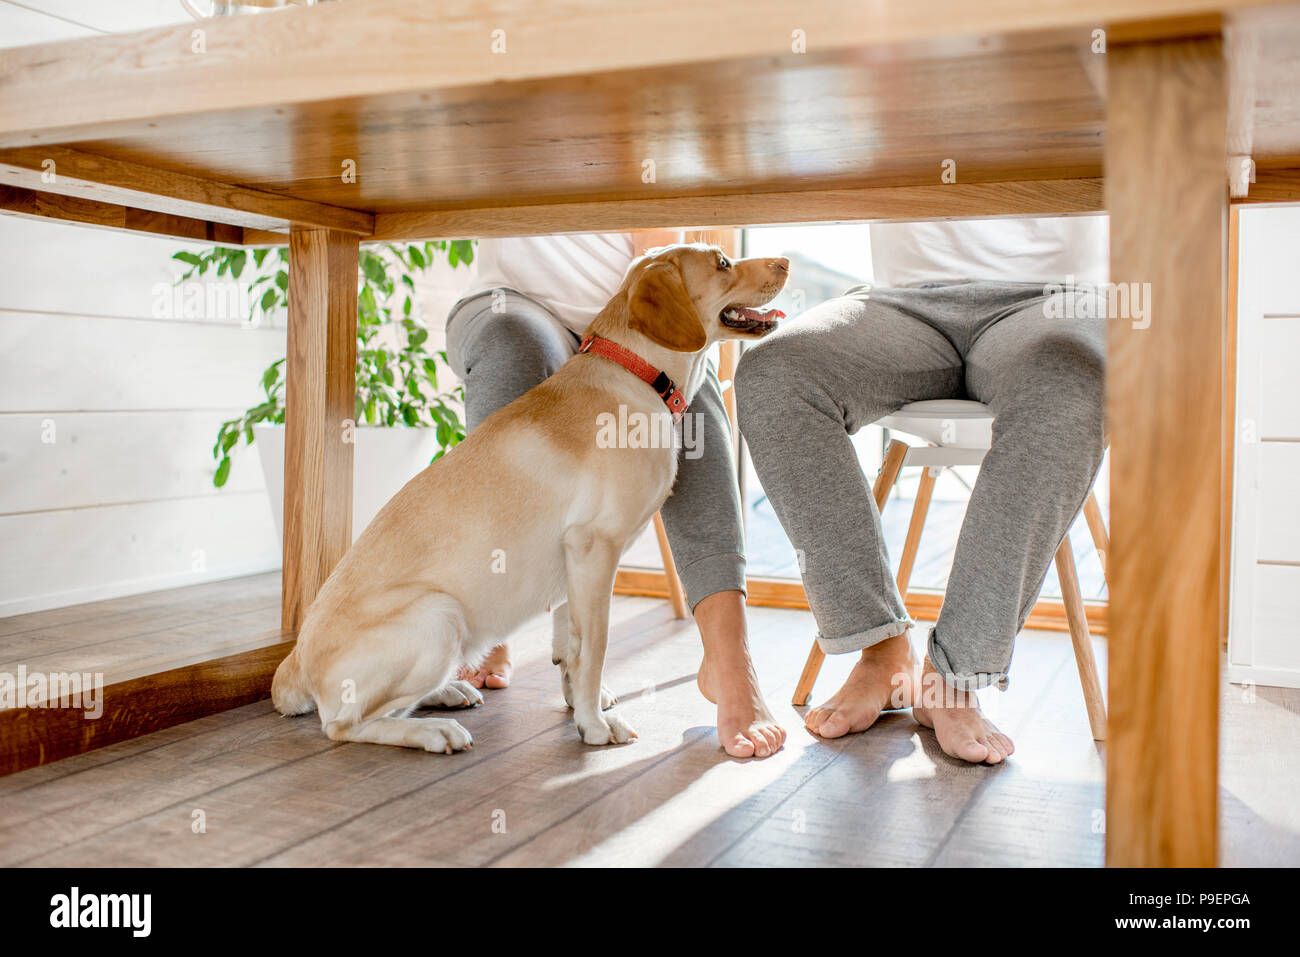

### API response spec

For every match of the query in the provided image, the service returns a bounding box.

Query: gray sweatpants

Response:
[735,281,1106,690]
[445,289,747,609]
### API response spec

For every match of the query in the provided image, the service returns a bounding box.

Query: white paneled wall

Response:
[0,217,286,615]
[0,0,287,616]
[0,4,478,616]
[1230,206,1300,688]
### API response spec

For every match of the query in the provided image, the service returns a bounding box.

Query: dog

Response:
[271,243,788,752]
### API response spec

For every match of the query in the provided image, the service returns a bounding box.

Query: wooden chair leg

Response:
[1083,490,1110,586]
[1054,534,1107,741]
[896,465,936,596]
[792,440,910,706]
[653,512,689,619]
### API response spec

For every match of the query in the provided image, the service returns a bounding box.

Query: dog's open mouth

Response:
[720,305,785,333]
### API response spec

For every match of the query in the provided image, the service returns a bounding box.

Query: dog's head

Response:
[622,244,789,352]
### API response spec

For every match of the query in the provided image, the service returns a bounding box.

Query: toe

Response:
[981,734,1006,764]
[804,706,828,733]
[814,709,851,739]
[994,732,1015,756]
[954,736,990,763]
[723,732,756,758]
[759,726,784,755]
[484,670,510,690]
[750,728,774,757]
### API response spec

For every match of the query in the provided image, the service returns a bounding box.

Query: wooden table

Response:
[2,0,1299,867]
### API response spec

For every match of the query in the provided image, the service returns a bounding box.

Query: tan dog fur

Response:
[272,244,788,752]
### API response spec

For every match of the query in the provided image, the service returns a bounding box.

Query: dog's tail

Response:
[271,647,316,716]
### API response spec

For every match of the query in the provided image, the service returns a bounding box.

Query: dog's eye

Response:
[717,257,732,271]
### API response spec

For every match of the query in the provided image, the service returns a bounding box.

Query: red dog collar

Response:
[578,334,689,423]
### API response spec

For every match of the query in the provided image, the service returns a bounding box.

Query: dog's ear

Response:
[628,261,707,352]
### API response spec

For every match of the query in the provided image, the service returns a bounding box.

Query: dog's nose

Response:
[772,258,790,273]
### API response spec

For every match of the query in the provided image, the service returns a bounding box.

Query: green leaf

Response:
[253,249,269,268]
[361,253,387,285]
[213,456,232,488]
[359,284,377,318]
[173,251,203,266]
[230,250,247,279]
[275,270,288,291]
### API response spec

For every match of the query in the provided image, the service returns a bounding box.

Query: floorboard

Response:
[1,581,1295,867]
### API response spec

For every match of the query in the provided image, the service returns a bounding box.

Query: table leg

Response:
[282,226,359,631]
[1104,34,1227,867]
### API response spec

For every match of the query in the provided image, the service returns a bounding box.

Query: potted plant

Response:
[174,240,473,543]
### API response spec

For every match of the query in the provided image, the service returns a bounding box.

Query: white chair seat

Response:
[877,399,993,450]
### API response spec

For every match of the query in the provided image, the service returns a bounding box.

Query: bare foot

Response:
[912,656,1015,765]
[804,631,920,739]
[697,654,786,759]
[692,591,786,759]
[458,643,512,690]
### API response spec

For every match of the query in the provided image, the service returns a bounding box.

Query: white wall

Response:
[0,6,480,617]
[1230,205,1300,688]
[0,0,285,619]
[0,217,289,615]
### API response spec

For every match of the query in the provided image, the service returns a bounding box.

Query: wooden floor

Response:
[0,579,1296,867]
[0,573,283,683]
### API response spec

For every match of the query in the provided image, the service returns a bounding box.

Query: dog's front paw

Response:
[561,670,616,712]
[577,710,637,746]
[418,680,484,710]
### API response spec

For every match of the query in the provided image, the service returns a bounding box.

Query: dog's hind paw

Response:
[416,718,473,754]
[419,680,484,710]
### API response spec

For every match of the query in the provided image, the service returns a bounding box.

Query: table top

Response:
[0,0,1297,239]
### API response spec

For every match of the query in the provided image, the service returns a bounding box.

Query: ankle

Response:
[916,666,978,710]
[859,630,915,665]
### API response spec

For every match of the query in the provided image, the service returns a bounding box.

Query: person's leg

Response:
[913,285,1106,763]
[657,361,785,758]
[446,291,578,431]
[736,291,964,738]
[445,290,578,687]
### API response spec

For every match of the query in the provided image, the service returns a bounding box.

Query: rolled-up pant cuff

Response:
[815,617,913,656]
[680,553,747,611]
[927,628,1010,691]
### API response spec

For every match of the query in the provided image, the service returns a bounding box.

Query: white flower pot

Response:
[253,424,439,545]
